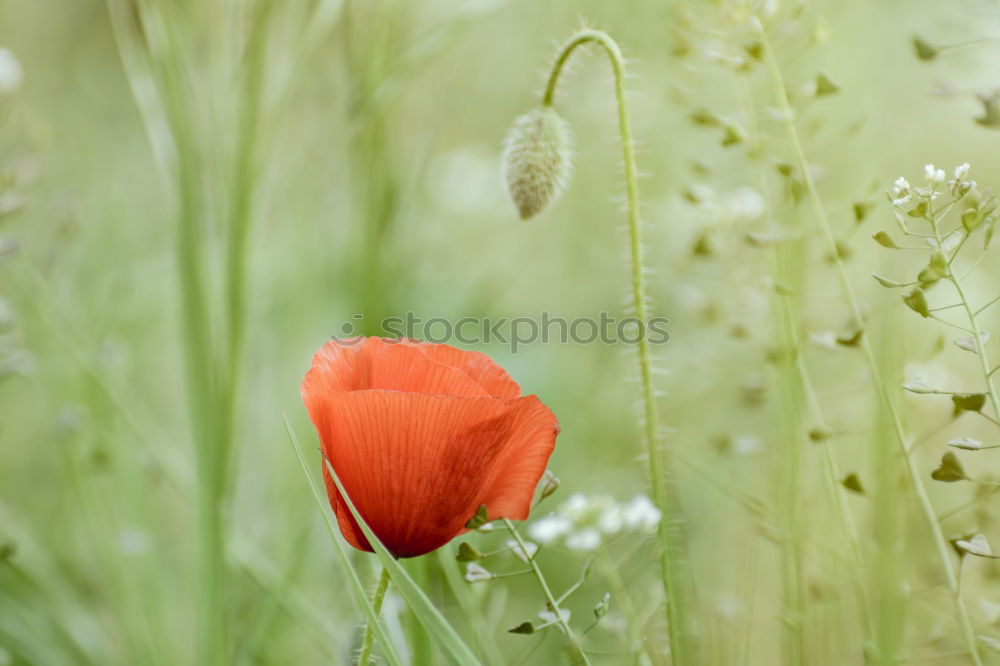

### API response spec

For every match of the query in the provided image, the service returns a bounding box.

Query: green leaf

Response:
[743,41,763,61]
[808,428,831,443]
[952,393,987,412]
[321,455,483,666]
[976,95,1000,129]
[721,121,746,147]
[872,273,907,288]
[841,473,865,494]
[908,201,928,218]
[903,288,930,318]
[456,542,484,562]
[836,330,863,347]
[853,201,873,223]
[594,592,611,619]
[282,415,404,666]
[689,108,720,127]
[872,231,898,248]
[931,451,968,482]
[508,622,535,635]
[912,36,938,61]
[918,251,948,286]
[814,73,839,96]
[465,504,489,529]
[962,208,982,232]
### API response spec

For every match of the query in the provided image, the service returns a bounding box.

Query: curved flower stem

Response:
[502,519,590,665]
[756,22,983,666]
[358,567,392,666]
[542,29,696,663]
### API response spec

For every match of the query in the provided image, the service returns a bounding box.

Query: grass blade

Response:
[282,413,403,666]
[319,453,483,666]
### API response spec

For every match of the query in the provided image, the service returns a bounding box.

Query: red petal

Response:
[305,389,558,557]
[304,338,490,397]
[401,340,522,399]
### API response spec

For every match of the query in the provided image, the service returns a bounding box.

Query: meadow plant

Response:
[502,28,699,663]
[12,3,1000,666]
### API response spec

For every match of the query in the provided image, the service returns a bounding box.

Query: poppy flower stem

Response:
[358,567,392,666]
[541,29,697,663]
[502,518,590,665]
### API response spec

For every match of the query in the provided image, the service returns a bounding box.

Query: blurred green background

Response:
[5,0,1000,664]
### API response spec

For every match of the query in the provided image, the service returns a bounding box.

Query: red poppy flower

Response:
[301,337,559,558]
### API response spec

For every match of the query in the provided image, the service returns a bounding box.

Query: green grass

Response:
[6,1,1000,664]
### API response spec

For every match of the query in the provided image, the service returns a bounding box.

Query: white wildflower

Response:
[597,504,623,534]
[949,163,975,196]
[0,48,22,95]
[891,177,911,206]
[565,528,602,551]
[505,538,538,563]
[563,492,589,515]
[528,514,572,544]
[924,164,947,183]
[621,495,662,531]
[725,187,765,221]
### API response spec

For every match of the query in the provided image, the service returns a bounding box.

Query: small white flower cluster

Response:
[0,48,23,95]
[528,493,661,552]
[689,185,766,223]
[923,163,945,184]
[891,163,975,207]
[949,162,976,197]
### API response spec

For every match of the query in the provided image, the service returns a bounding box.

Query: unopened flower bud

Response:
[539,470,560,502]
[502,106,573,220]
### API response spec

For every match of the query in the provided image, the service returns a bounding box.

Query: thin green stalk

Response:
[437,546,506,666]
[541,29,696,663]
[757,22,983,665]
[732,68,874,647]
[132,4,227,662]
[932,224,1000,421]
[219,1,272,482]
[284,416,404,666]
[872,312,905,665]
[597,547,652,665]
[502,519,590,665]
[771,258,807,665]
[358,567,392,666]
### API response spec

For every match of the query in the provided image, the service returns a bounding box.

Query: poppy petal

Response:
[304,338,490,397]
[306,389,557,557]
[402,340,522,399]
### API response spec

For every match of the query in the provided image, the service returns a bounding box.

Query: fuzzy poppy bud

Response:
[502,106,573,220]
